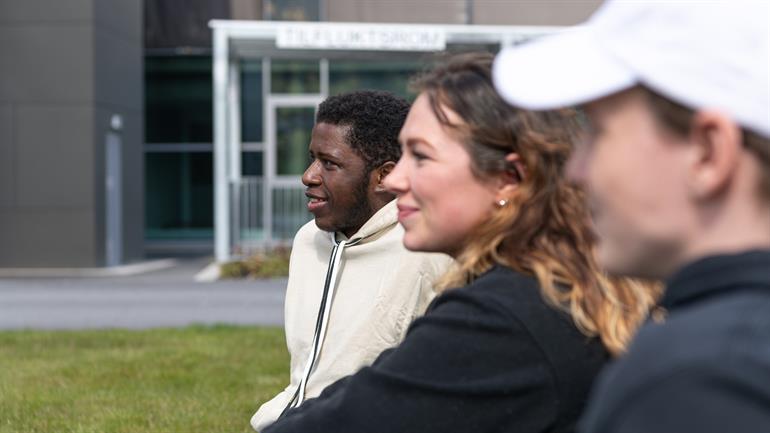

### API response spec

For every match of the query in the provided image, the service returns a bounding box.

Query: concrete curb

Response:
[0,258,179,278]
[193,262,221,282]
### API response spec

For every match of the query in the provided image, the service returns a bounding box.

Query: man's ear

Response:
[373,161,396,193]
[686,110,742,199]
[495,153,526,202]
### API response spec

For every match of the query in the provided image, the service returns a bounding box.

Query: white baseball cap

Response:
[493,0,770,138]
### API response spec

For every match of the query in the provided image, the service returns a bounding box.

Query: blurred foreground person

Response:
[251,91,451,432]
[263,53,657,433]
[494,1,770,432]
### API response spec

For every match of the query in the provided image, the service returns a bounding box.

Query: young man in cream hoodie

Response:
[251,90,452,432]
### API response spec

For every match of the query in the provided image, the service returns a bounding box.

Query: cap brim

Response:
[493,28,638,110]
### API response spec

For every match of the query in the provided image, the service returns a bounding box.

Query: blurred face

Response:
[566,88,695,279]
[384,93,499,257]
[302,122,373,237]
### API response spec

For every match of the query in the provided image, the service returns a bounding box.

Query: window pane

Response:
[241,60,264,142]
[145,56,213,143]
[273,186,312,240]
[264,0,320,21]
[329,60,421,101]
[242,151,264,176]
[271,59,320,94]
[145,152,213,239]
[276,107,314,176]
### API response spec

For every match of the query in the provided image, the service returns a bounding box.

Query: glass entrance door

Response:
[263,97,322,243]
[231,58,327,256]
[236,95,322,252]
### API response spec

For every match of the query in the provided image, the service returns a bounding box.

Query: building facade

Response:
[145,0,602,259]
[0,0,143,267]
[0,0,601,267]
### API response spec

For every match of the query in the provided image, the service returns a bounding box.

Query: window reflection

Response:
[330,60,421,100]
[263,0,320,21]
[271,59,320,94]
[276,107,315,176]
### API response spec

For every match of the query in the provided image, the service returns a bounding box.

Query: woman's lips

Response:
[396,204,419,222]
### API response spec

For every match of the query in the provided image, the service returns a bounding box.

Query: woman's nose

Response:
[384,158,408,194]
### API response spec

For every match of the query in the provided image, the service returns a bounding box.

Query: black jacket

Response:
[264,265,608,433]
[579,250,770,433]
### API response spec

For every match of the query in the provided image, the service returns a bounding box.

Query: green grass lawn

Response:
[0,325,288,433]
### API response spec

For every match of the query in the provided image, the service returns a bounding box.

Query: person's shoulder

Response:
[616,289,770,384]
[430,266,546,325]
[463,265,548,309]
[438,264,606,356]
[294,219,319,239]
[584,294,770,432]
[292,219,328,248]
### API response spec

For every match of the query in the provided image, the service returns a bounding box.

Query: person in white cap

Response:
[493,1,770,432]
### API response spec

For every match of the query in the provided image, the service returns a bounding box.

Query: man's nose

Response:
[302,160,321,187]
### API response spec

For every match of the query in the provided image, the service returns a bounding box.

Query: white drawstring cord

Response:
[294,235,350,405]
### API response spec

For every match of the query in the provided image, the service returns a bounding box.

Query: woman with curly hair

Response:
[261,52,658,433]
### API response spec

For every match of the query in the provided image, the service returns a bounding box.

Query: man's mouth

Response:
[306,193,328,212]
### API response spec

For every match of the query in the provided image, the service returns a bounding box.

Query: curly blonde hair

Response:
[415,52,660,355]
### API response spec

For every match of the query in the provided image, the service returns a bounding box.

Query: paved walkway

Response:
[0,257,286,330]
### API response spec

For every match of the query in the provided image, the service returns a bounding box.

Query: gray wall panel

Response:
[0,104,14,207]
[93,1,144,264]
[94,29,143,110]
[92,110,106,266]
[16,106,94,208]
[230,0,262,20]
[0,0,93,23]
[119,111,144,263]
[0,26,94,103]
[328,0,467,23]
[94,0,142,43]
[0,0,144,267]
[473,0,602,25]
[0,209,95,267]
[326,0,601,25]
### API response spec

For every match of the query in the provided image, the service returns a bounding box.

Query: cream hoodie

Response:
[251,200,453,432]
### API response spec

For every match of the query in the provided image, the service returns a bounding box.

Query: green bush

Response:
[220,247,291,279]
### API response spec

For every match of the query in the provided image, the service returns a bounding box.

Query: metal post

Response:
[263,58,273,245]
[228,58,242,254]
[319,0,327,21]
[320,58,329,98]
[465,0,474,25]
[213,28,230,262]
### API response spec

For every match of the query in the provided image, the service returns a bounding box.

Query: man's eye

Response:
[322,159,337,168]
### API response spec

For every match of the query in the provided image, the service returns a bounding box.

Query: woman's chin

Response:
[403,234,447,255]
[402,234,427,252]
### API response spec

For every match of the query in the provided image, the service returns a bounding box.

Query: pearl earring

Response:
[497,199,507,207]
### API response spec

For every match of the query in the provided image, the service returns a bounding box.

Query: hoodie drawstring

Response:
[280,234,358,416]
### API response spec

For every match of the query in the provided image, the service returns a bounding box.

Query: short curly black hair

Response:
[316,90,410,173]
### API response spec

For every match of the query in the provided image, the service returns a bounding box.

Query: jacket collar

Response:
[334,200,398,245]
[661,249,770,310]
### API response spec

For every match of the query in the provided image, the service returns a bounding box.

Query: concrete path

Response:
[0,257,287,330]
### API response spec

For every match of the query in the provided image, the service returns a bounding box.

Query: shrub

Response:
[220,247,291,279]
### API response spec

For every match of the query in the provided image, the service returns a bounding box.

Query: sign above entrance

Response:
[276,24,446,51]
